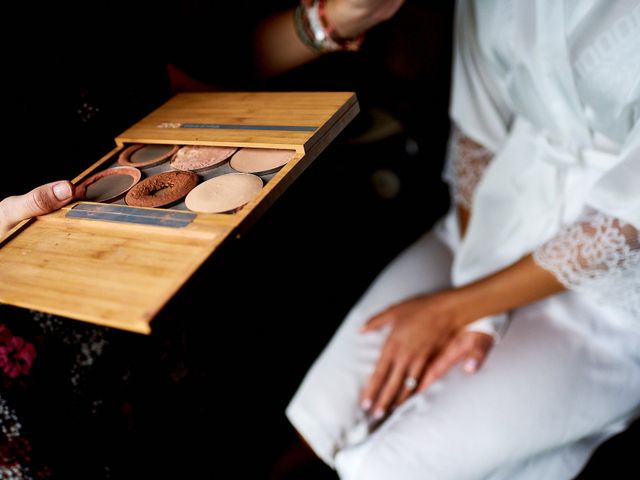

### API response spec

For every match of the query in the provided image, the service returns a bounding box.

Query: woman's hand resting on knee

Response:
[359,253,566,420]
[358,290,491,419]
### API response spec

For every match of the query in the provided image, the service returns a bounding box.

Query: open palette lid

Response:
[0,92,359,334]
[117,92,357,151]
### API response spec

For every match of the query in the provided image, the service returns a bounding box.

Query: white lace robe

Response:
[445,0,640,339]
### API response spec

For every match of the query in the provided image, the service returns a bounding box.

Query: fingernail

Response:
[53,182,72,201]
[463,358,478,373]
[361,399,372,411]
[372,408,385,420]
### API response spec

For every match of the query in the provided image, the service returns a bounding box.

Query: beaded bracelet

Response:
[294,0,365,52]
[294,3,321,51]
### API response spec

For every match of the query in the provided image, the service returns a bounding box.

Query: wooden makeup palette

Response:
[0,92,359,333]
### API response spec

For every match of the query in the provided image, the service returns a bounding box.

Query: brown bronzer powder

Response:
[125,171,199,208]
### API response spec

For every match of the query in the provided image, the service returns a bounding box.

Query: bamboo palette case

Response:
[0,92,359,333]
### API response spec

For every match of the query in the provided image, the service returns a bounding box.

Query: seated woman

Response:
[287,0,640,478]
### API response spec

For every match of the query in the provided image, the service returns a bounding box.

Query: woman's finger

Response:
[419,332,494,391]
[0,181,74,235]
[462,334,493,373]
[370,354,411,420]
[360,308,395,333]
[360,342,394,411]
[392,355,427,409]
[419,336,467,392]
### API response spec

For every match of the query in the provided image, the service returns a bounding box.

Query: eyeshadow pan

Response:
[229,148,296,174]
[170,145,237,172]
[185,173,263,213]
[118,144,179,168]
[125,171,199,208]
[75,167,141,203]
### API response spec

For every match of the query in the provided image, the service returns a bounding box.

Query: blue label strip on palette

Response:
[67,204,196,228]
[180,123,317,132]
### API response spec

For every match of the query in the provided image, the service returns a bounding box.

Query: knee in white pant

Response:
[334,421,507,480]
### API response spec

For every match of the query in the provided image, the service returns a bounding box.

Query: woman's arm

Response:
[455,255,565,322]
[254,0,405,77]
[254,8,319,77]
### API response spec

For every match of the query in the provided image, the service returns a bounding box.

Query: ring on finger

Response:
[404,376,417,390]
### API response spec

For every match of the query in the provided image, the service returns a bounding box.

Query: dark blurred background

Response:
[2,1,635,478]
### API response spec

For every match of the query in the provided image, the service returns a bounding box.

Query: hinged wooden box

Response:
[0,92,359,333]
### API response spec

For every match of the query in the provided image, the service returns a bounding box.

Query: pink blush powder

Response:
[170,146,237,172]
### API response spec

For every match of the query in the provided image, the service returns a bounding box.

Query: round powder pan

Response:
[170,145,238,172]
[125,171,199,208]
[229,148,296,175]
[118,144,179,168]
[185,173,263,214]
[75,166,142,203]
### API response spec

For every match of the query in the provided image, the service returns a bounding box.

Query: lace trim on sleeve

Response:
[444,126,495,209]
[533,209,640,317]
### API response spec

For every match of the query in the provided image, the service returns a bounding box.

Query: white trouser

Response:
[286,220,640,480]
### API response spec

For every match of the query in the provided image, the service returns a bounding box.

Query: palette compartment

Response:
[170,145,238,172]
[74,166,142,203]
[125,170,199,208]
[78,143,299,215]
[118,143,179,168]
[229,148,298,175]
[185,172,264,214]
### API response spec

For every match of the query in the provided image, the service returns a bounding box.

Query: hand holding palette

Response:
[0,92,359,333]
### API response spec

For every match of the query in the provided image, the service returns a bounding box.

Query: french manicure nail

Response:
[53,182,72,201]
[373,408,385,420]
[361,399,372,411]
[463,358,478,373]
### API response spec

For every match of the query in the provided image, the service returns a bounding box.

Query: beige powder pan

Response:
[170,145,237,172]
[230,148,296,175]
[118,144,179,168]
[185,173,263,213]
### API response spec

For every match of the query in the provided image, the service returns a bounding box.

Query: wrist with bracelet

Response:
[294,0,365,52]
